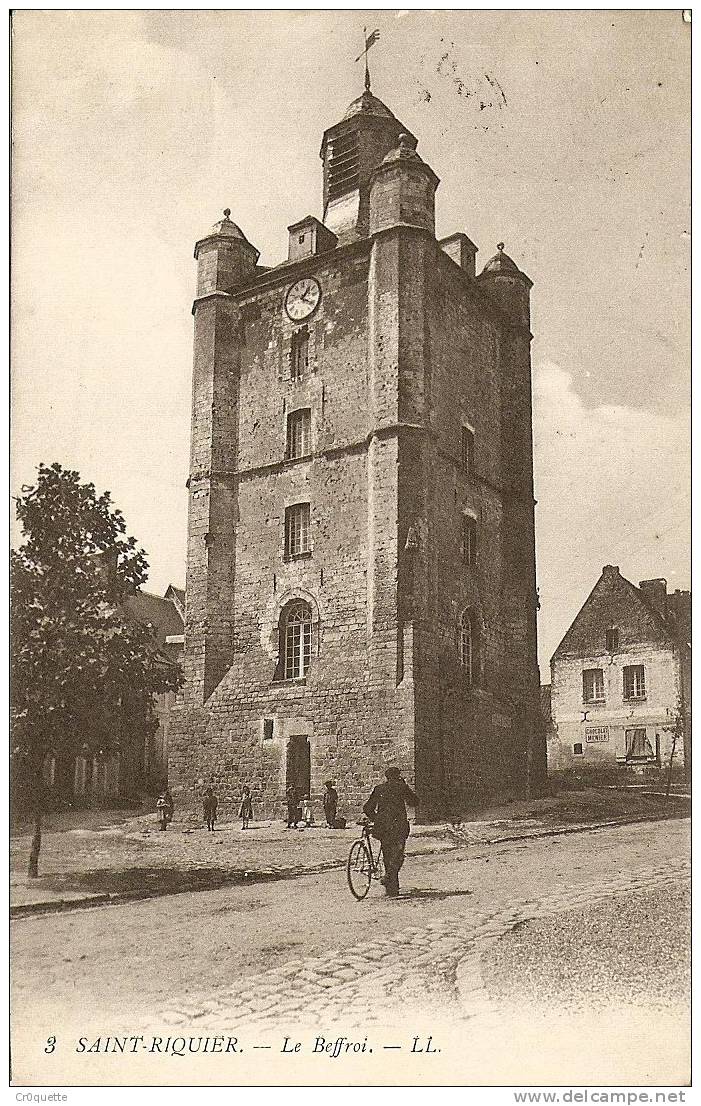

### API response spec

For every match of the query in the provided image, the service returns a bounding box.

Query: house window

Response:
[462,516,477,567]
[461,426,475,476]
[606,627,619,652]
[283,600,312,679]
[73,756,88,796]
[573,742,584,755]
[625,727,654,760]
[291,326,309,381]
[286,408,311,459]
[285,502,311,557]
[263,718,274,741]
[459,608,479,685]
[623,664,646,700]
[298,234,305,244]
[582,668,605,703]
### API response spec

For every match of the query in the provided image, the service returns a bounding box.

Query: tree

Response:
[11,462,181,876]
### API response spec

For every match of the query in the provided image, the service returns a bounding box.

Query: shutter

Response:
[614,727,627,762]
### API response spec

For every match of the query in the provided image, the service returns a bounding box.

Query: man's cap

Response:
[325,779,336,786]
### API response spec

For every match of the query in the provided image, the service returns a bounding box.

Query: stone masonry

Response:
[169,85,545,820]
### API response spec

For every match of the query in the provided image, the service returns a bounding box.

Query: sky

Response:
[11,10,690,671]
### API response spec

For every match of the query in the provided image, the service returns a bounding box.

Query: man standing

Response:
[363,767,418,897]
[286,784,300,829]
[323,780,338,827]
[203,787,218,832]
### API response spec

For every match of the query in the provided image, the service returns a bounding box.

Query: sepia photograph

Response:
[10,8,691,1091]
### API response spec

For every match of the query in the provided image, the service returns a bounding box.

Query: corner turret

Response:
[477,243,532,329]
[194,209,260,297]
[368,133,439,237]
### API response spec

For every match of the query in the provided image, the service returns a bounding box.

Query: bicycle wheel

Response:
[347,839,373,900]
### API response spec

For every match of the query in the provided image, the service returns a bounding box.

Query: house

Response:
[40,584,184,804]
[170,76,545,820]
[122,585,184,792]
[548,565,690,779]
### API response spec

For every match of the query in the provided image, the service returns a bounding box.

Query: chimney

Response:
[639,578,668,621]
[602,564,619,578]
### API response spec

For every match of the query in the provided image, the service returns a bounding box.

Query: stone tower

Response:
[170,86,545,820]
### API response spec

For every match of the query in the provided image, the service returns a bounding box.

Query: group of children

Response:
[202,785,253,832]
[197,780,343,832]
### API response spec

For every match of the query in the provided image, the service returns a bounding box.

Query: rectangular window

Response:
[461,426,475,476]
[625,727,654,760]
[462,516,477,567]
[623,664,646,700]
[573,742,584,756]
[285,502,310,557]
[291,327,309,381]
[73,757,88,796]
[582,668,605,703]
[286,408,311,459]
[263,718,274,741]
[606,627,619,652]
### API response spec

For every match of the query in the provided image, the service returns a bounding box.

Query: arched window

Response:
[459,609,479,686]
[283,600,313,679]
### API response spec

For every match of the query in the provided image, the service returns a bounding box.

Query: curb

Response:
[10,810,689,919]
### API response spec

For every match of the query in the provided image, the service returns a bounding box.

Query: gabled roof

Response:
[540,684,552,722]
[123,588,184,647]
[552,565,684,662]
[164,584,185,620]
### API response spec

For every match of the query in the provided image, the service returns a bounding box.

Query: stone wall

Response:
[171,225,543,821]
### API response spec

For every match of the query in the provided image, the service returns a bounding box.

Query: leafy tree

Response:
[11,463,181,876]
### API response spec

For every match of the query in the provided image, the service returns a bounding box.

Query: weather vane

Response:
[355,26,380,92]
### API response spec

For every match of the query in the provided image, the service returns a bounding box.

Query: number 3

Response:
[44,1036,56,1054]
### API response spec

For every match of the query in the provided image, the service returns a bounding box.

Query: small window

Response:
[283,601,312,679]
[285,502,311,558]
[286,408,311,459]
[582,668,605,703]
[462,516,477,567]
[461,426,475,476]
[298,234,305,244]
[573,742,584,756]
[606,627,619,652]
[263,718,274,741]
[625,727,654,760]
[291,327,309,381]
[459,608,479,685]
[74,756,88,796]
[623,664,646,700]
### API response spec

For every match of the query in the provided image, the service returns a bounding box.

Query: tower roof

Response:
[205,208,251,243]
[482,243,521,274]
[343,89,398,122]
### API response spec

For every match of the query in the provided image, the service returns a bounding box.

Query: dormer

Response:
[287,216,338,262]
[439,233,478,278]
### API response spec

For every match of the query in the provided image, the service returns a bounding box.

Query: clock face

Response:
[285,277,321,322]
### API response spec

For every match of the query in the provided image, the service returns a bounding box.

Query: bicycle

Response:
[346,819,385,900]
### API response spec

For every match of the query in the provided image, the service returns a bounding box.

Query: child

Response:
[203,787,218,832]
[238,785,253,830]
[300,793,313,828]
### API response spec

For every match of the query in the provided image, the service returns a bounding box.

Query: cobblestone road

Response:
[154,851,690,1036]
[12,817,690,1085]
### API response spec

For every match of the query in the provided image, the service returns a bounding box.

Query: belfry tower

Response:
[170,80,545,820]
